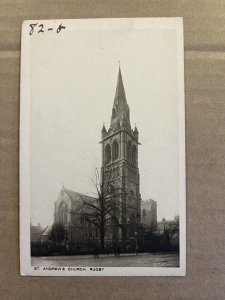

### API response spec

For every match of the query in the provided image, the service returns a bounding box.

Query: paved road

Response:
[32,252,179,267]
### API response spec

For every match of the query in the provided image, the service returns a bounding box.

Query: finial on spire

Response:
[134,124,139,135]
[101,123,107,134]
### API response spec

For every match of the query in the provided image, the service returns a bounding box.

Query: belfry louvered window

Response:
[132,145,137,164]
[105,144,111,163]
[127,141,132,161]
[112,141,119,160]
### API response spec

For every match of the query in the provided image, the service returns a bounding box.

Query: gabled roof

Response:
[63,188,96,204]
[60,187,97,214]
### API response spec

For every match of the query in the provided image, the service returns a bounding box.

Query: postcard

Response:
[20,17,186,276]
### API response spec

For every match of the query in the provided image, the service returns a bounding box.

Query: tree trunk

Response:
[100,226,105,252]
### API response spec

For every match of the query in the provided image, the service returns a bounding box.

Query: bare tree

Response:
[65,168,124,252]
[51,222,66,250]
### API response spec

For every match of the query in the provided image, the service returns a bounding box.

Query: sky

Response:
[29,19,183,227]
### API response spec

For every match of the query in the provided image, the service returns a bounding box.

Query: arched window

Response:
[142,209,146,217]
[116,166,119,177]
[130,213,135,223]
[127,141,132,161]
[112,141,119,160]
[89,226,93,238]
[80,214,85,225]
[132,145,137,164]
[59,202,68,225]
[105,144,111,163]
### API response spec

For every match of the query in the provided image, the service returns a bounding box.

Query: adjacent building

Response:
[157,216,179,250]
[30,223,43,243]
[141,199,157,231]
[157,215,179,233]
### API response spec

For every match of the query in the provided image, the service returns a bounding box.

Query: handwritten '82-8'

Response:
[29,23,66,35]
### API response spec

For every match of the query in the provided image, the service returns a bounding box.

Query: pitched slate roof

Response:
[64,188,96,204]
[60,187,97,214]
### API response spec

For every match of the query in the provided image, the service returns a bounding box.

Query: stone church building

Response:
[54,67,157,252]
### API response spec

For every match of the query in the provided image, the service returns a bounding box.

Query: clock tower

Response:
[101,67,141,243]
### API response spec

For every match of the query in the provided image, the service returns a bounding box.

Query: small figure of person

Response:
[93,246,96,258]
[117,246,121,257]
[93,245,99,258]
[95,246,99,258]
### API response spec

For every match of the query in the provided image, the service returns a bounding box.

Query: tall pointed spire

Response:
[111,67,130,129]
[114,66,127,106]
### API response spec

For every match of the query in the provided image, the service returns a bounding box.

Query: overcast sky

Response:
[29,19,183,227]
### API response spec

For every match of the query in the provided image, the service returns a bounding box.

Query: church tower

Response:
[101,67,141,242]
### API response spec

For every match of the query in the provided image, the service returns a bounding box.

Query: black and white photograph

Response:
[20,18,185,276]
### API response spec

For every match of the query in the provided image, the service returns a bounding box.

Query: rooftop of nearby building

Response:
[141,199,157,206]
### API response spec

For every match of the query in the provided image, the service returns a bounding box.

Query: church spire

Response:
[111,67,130,129]
[114,66,127,106]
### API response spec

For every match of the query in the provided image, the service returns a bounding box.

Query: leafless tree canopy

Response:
[64,168,129,250]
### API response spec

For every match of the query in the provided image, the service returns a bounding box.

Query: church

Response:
[54,67,157,252]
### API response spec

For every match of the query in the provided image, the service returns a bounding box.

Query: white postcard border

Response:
[20,17,186,276]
